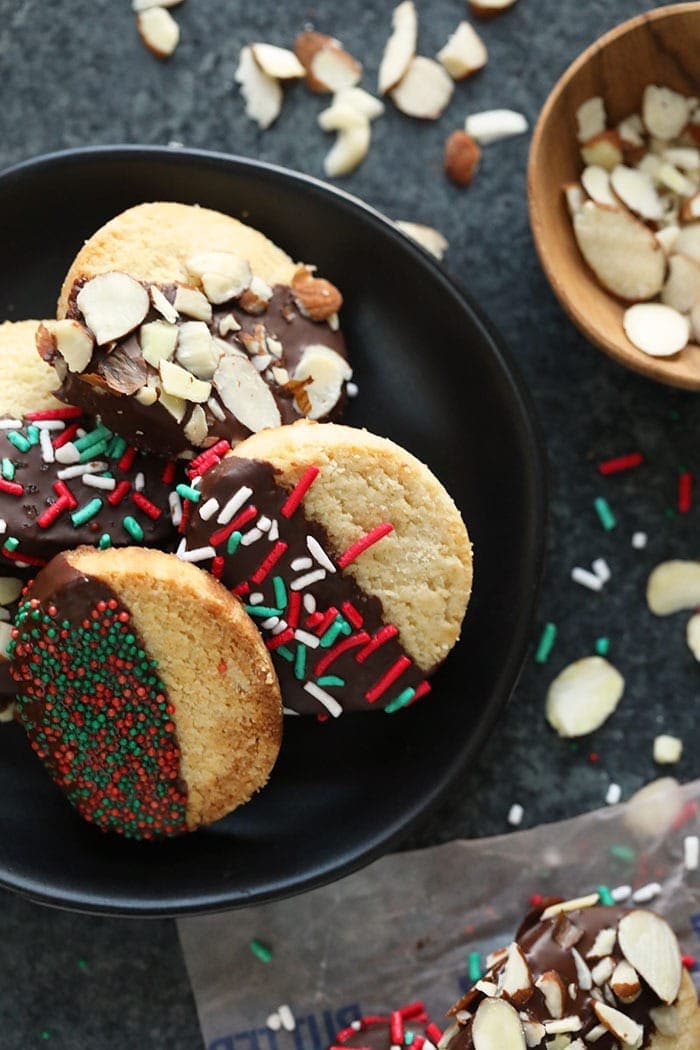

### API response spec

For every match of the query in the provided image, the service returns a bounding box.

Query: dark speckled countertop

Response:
[0,1,698,1046]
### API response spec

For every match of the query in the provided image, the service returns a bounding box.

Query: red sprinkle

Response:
[678,471,693,514]
[52,480,78,510]
[117,445,138,473]
[337,523,394,569]
[425,1024,442,1045]
[211,555,225,580]
[597,452,644,475]
[529,894,544,907]
[682,954,697,970]
[232,582,250,597]
[314,606,339,637]
[366,656,411,704]
[398,1003,425,1021]
[286,589,302,629]
[390,1012,403,1046]
[266,628,295,650]
[52,422,81,449]
[162,461,176,485]
[411,1039,425,1050]
[178,499,191,535]
[131,492,163,520]
[0,479,24,497]
[108,480,131,507]
[250,541,288,585]
[588,752,599,763]
[341,601,364,629]
[25,406,82,421]
[672,800,698,831]
[280,466,320,518]
[37,496,70,529]
[355,624,398,663]
[209,505,257,547]
[217,660,227,674]
[408,680,431,705]
[2,549,46,567]
[314,632,371,677]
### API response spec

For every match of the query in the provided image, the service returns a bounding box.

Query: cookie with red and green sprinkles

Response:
[329,1002,442,1050]
[183,421,473,718]
[10,546,282,837]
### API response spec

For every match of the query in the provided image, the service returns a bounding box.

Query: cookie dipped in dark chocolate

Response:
[0,413,182,573]
[55,280,350,457]
[186,457,430,717]
[10,552,188,838]
[446,905,672,1050]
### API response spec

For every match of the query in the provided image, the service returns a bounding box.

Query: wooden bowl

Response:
[529,3,700,391]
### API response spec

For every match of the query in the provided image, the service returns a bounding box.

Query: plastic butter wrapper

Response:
[178,777,700,1050]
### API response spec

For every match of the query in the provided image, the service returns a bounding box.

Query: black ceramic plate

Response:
[0,147,546,916]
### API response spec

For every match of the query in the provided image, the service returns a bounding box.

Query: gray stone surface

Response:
[0,0,697,1046]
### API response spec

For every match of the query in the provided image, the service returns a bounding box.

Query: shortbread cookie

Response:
[445,896,700,1050]
[0,319,63,417]
[184,421,473,717]
[45,202,352,456]
[330,1004,441,1050]
[10,547,282,837]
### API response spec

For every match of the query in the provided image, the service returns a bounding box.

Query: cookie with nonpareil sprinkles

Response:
[10,547,282,837]
[329,1002,442,1050]
[184,421,473,718]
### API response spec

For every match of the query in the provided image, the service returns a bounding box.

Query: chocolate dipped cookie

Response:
[443,895,700,1049]
[183,421,473,718]
[330,1003,442,1050]
[10,547,282,838]
[44,202,353,456]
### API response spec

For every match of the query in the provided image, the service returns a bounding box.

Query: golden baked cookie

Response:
[184,420,473,717]
[10,546,282,837]
[0,319,63,417]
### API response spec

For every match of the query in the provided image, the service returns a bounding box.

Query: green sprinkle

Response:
[272,576,287,611]
[595,636,610,656]
[176,483,201,503]
[276,646,295,662]
[244,605,283,618]
[320,615,347,649]
[122,516,144,542]
[597,885,614,906]
[468,951,483,982]
[534,622,557,664]
[405,1034,415,1046]
[79,439,108,463]
[1,458,14,480]
[98,534,112,550]
[7,431,30,453]
[40,1032,51,1041]
[108,435,127,460]
[385,686,416,714]
[594,496,616,531]
[249,939,272,963]
[317,675,345,687]
[227,530,242,555]
[665,507,676,519]
[26,425,40,446]
[74,424,111,452]
[3,537,19,552]
[71,498,103,527]
[294,644,307,680]
[610,843,636,863]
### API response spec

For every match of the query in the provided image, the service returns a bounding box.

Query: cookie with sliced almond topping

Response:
[43,202,352,456]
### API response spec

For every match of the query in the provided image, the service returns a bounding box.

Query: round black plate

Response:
[0,147,546,916]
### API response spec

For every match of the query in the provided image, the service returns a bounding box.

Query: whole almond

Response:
[291,268,343,321]
[444,130,482,186]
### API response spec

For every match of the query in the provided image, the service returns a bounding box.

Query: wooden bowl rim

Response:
[528,2,700,392]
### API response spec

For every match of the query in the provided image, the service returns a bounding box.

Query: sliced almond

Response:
[44,319,94,373]
[378,1,418,95]
[570,948,592,991]
[239,275,274,315]
[542,1018,582,1035]
[580,130,624,170]
[465,109,528,145]
[311,44,362,94]
[573,201,666,301]
[137,7,180,60]
[497,943,533,1006]
[520,1021,545,1049]
[610,959,641,1003]
[185,251,252,304]
[395,221,448,259]
[661,253,700,312]
[175,322,220,379]
[649,1003,681,1037]
[173,285,212,322]
[674,221,700,262]
[251,43,305,80]
[135,384,158,406]
[140,320,178,367]
[534,970,566,1019]
[617,114,645,149]
[610,164,663,221]
[319,101,371,177]
[132,0,183,10]
[541,894,600,921]
[643,85,689,141]
[76,272,150,345]
[618,910,682,1005]
[657,161,696,196]
[391,56,454,120]
[294,31,336,88]
[150,284,178,323]
[471,998,525,1050]
[99,344,148,395]
[546,655,624,738]
[485,947,508,969]
[219,313,241,336]
[687,612,700,660]
[183,404,209,447]
[586,928,617,960]
[159,389,186,422]
[437,22,487,80]
[655,224,680,254]
[333,87,385,121]
[590,956,615,986]
[159,359,211,403]
[664,146,700,171]
[623,302,689,357]
[292,345,352,419]
[580,166,617,208]
[469,0,518,18]
[576,97,606,143]
[213,353,281,432]
[637,151,663,180]
[235,45,283,130]
[593,1001,643,1045]
[681,191,700,222]
[563,182,585,217]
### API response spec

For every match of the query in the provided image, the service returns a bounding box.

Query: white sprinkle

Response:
[282,707,300,717]
[176,537,187,556]
[291,556,313,572]
[632,531,648,549]
[261,617,280,631]
[169,491,183,526]
[278,1005,295,1032]
[346,382,358,398]
[217,486,253,525]
[304,682,342,718]
[632,881,662,904]
[592,558,611,583]
[199,497,220,521]
[35,420,65,431]
[75,428,86,438]
[241,527,263,546]
[249,593,264,606]
[190,476,201,489]
[177,544,216,564]
[606,782,622,806]
[303,593,316,614]
[57,461,108,480]
[293,630,320,649]
[306,535,336,573]
[271,620,289,636]
[351,1022,362,1032]
[268,519,279,541]
[13,560,30,569]
[291,569,326,591]
[54,442,80,464]
[134,471,145,492]
[266,1014,282,1032]
[83,475,117,491]
[684,835,699,871]
[257,515,272,532]
[0,609,10,622]
[507,803,524,826]
[40,428,55,464]
[611,884,632,902]
[571,566,604,591]
[0,419,22,429]
[207,397,226,422]
[0,520,6,535]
